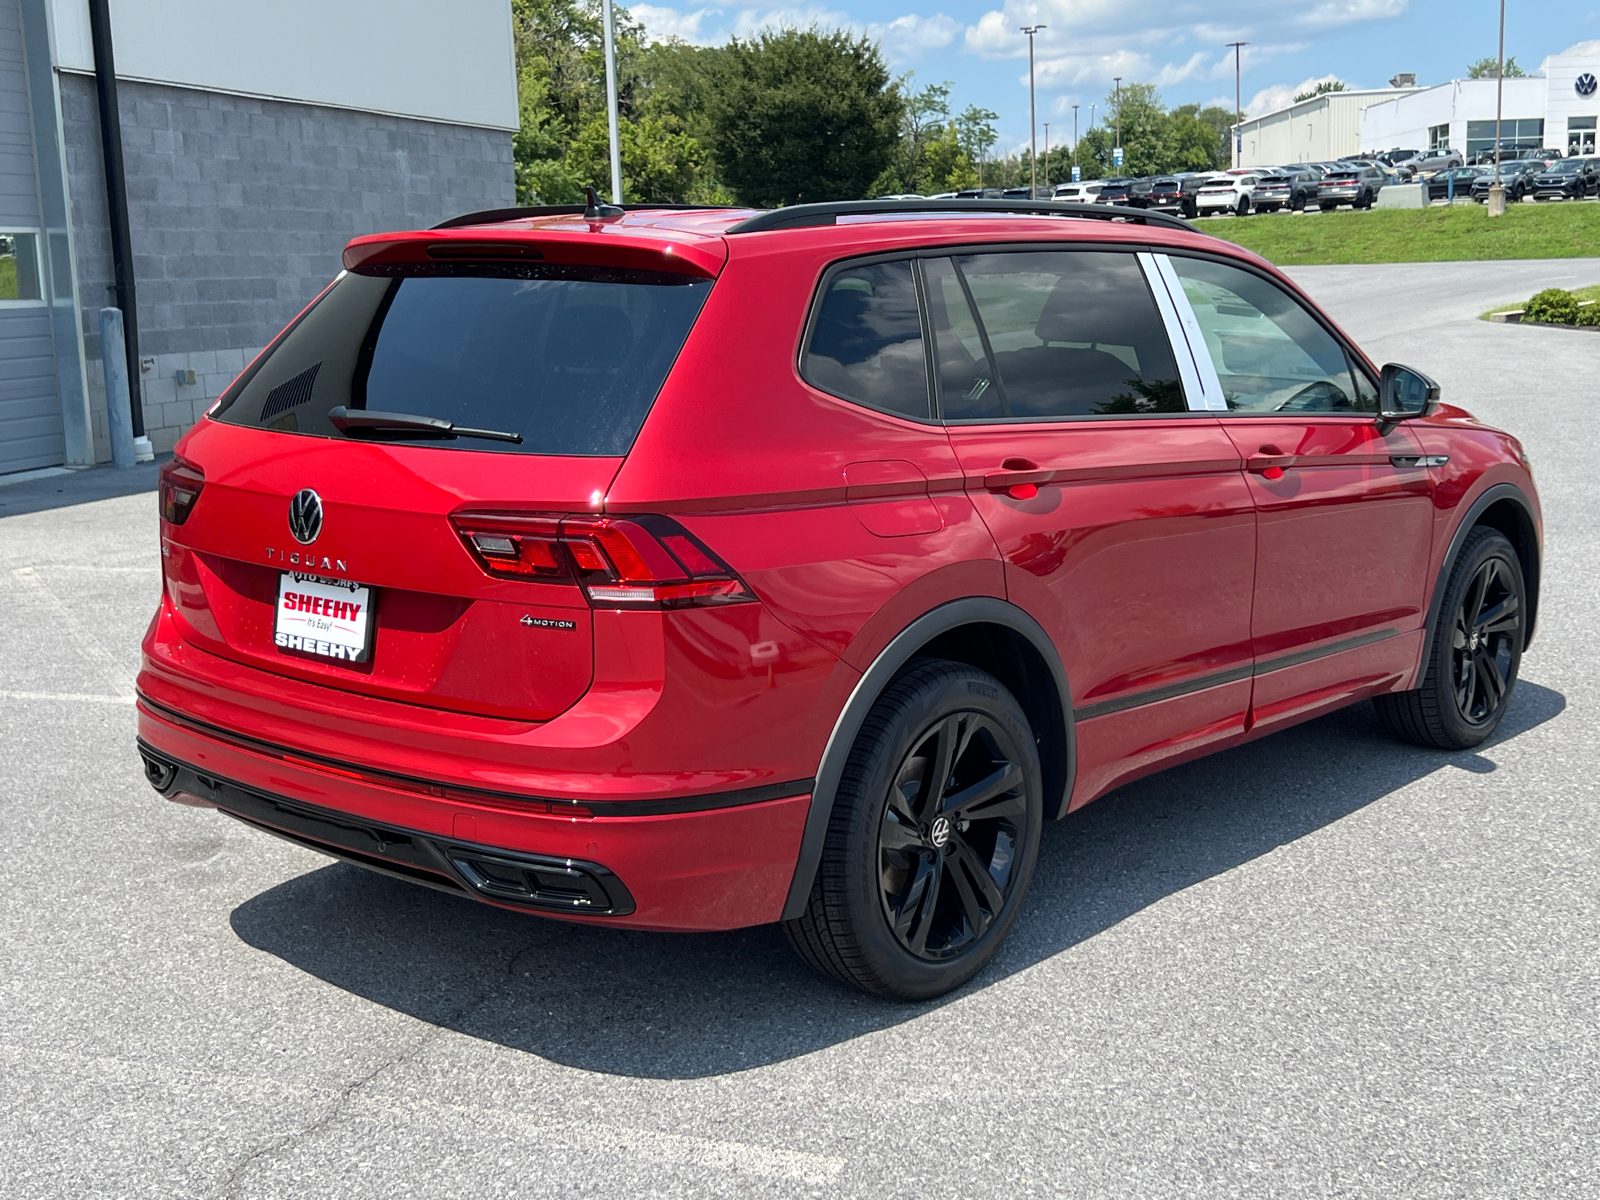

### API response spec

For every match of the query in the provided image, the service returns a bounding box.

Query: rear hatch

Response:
[160,226,721,721]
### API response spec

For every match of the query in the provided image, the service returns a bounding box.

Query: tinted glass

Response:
[1170,257,1370,413]
[802,259,929,419]
[925,251,1184,420]
[212,267,713,456]
[0,233,41,301]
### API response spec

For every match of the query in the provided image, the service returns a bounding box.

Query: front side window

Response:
[924,251,1184,421]
[801,259,929,419]
[1169,256,1371,413]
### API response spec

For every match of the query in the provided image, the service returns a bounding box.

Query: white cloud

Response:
[1242,73,1350,118]
[633,4,723,43]
[867,13,961,60]
[1297,0,1406,29]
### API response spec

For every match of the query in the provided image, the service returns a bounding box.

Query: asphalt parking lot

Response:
[3,258,1598,1199]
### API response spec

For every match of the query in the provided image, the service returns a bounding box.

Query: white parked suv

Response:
[1053,181,1105,202]
[1195,172,1259,217]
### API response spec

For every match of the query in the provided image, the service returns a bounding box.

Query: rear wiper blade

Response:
[327,406,522,444]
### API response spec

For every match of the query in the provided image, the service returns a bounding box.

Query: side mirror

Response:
[1379,363,1440,420]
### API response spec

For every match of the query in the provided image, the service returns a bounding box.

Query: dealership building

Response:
[1237,42,1600,167]
[0,0,517,477]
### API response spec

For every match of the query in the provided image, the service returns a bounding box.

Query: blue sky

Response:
[629,0,1600,152]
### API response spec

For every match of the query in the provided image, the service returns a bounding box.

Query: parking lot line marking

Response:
[0,689,136,704]
[9,566,137,697]
[0,1043,848,1186]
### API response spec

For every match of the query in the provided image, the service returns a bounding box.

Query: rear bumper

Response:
[137,697,812,931]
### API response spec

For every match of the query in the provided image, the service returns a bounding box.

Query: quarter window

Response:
[0,233,42,302]
[924,251,1184,420]
[1168,257,1371,413]
[801,260,930,419]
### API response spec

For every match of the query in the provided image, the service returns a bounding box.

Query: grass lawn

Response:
[1210,201,1600,266]
[0,256,16,301]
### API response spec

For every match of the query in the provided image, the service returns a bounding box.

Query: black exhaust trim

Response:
[136,739,636,916]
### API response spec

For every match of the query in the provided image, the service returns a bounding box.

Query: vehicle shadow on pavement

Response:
[230,680,1565,1080]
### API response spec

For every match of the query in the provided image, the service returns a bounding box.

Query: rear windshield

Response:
[211,266,713,456]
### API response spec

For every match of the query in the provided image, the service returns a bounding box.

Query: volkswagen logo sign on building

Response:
[288,489,323,545]
[1578,73,1598,97]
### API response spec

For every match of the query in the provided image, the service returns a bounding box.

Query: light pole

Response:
[602,0,622,203]
[1072,104,1079,155]
[1113,76,1122,174]
[1020,25,1047,196]
[1042,122,1050,192]
[1488,0,1508,215]
[1227,41,1248,168]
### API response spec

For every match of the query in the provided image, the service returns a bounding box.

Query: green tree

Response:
[955,105,999,186]
[1294,79,1347,102]
[1168,103,1228,172]
[705,29,904,205]
[1467,56,1525,79]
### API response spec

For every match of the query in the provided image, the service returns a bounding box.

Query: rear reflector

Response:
[451,511,756,610]
[159,456,205,525]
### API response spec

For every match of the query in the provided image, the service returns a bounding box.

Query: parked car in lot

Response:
[1093,178,1137,206]
[1053,181,1105,203]
[1399,147,1464,177]
[137,197,1543,1000]
[1252,170,1320,212]
[1196,172,1259,216]
[1002,186,1054,200]
[1146,174,1218,218]
[1529,157,1600,200]
[1469,160,1545,203]
[1318,165,1386,210]
[1425,166,1489,201]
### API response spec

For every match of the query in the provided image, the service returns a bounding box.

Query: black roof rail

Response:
[723,198,1199,235]
[432,203,742,230]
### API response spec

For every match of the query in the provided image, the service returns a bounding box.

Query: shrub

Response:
[1576,303,1600,327]
[1523,287,1581,324]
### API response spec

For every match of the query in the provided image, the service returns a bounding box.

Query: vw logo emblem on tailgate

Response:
[288,489,323,544]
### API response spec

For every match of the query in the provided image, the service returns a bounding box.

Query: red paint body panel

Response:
[137,207,1542,933]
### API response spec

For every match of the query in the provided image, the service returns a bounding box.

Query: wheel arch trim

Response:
[1419,481,1541,684]
[779,597,1075,922]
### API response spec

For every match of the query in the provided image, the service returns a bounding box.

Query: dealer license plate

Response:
[274,572,374,664]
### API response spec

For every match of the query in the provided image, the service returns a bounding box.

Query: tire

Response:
[1320,202,1336,212]
[1292,195,1305,212]
[1236,196,1250,217]
[1373,527,1525,750]
[783,659,1044,1000]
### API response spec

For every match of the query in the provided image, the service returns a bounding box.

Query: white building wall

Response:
[1544,48,1600,152]
[1361,78,1546,155]
[48,0,517,131]
[1237,90,1415,166]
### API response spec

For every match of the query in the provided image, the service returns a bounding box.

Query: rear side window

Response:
[212,267,713,456]
[801,260,930,419]
[925,251,1184,420]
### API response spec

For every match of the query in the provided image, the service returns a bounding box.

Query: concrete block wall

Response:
[62,74,514,459]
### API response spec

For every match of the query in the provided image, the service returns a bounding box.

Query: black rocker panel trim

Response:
[780,597,1075,922]
[1070,629,1402,723]
[137,693,812,816]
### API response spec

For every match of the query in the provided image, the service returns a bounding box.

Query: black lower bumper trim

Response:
[138,740,636,917]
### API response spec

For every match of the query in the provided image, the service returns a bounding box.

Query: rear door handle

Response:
[1246,444,1296,479]
[982,457,1054,499]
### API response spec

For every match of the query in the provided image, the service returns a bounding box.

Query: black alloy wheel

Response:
[784,660,1043,999]
[876,711,1027,961]
[1375,526,1525,749]
[1236,195,1250,217]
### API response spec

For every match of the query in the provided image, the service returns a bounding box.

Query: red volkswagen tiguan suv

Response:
[138,199,1541,999]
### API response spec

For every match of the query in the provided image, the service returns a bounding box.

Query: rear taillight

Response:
[159,457,205,525]
[451,512,756,610]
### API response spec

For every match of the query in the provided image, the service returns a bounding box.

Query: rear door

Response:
[1159,253,1434,734]
[166,261,715,721]
[931,246,1258,805]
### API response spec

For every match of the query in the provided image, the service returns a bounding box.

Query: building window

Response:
[1428,123,1450,150]
[1465,118,1545,157]
[1570,116,1597,156]
[0,233,42,303]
